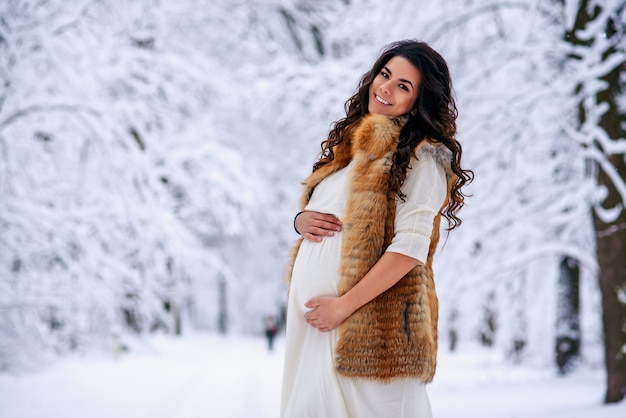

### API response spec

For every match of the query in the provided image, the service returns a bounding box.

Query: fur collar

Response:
[351,113,404,159]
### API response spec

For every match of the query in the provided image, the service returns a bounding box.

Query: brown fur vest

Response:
[286,113,454,383]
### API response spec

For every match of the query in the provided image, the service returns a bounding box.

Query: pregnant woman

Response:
[281,39,473,418]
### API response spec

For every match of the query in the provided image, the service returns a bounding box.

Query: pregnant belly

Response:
[290,233,343,306]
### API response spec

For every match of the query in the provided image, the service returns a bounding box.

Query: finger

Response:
[311,226,337,237]
[301,222,334,235]
[311,213,342,224]
[312,219,342,232]
[318,323,333,332]
[303,233,323,242]
[308,318,320,328]
[305,212,341,229]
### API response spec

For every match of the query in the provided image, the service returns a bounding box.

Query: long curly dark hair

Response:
[312,40,473,230]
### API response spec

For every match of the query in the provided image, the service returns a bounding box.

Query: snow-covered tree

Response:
[562,0,626,403]
[0,0,265,368]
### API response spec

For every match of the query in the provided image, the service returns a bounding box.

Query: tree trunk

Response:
[218,274,228,334]
[592,24,626,409]
[594,116,626,403]
[595,204,626,402]
[566,0,626,403]
[555,256,580,374]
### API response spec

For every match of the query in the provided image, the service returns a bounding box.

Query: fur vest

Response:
[286,113,454,383]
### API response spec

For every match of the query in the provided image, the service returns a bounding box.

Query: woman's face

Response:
[368,56,421,118]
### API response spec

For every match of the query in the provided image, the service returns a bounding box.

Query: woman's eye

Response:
[380,71,389,79]
[399,84,409,91]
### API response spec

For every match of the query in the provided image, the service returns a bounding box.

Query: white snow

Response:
[0,333,624,418]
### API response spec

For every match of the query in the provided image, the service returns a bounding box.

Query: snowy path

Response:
[0,335,282,418]
[1,333,625,418]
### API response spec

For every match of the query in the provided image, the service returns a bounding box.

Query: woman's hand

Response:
[304,296,351,332]
[295,211,342,242]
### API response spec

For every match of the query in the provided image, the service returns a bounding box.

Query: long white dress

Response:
[281,151,448,418]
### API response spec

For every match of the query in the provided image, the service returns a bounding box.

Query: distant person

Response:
[264,315,279,351]
[280,39,473,417]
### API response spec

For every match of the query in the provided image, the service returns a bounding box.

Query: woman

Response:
[281,40,472,418]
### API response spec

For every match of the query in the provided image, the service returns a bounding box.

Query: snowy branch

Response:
[0,104,99,131]
[584,147,626,221]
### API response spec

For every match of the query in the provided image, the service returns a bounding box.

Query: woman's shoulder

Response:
[412,140,452,175]
[414,140,452,165]
[401,141,450,197]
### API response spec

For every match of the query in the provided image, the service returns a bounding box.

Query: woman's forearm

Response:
[304,251,422,332]
[341,251,421,315]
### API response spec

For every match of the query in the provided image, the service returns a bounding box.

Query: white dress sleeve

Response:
[385,153,448,263]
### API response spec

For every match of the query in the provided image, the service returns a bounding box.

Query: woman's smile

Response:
[374,94,391,105]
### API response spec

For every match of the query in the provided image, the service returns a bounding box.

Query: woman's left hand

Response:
[304,296,351,332]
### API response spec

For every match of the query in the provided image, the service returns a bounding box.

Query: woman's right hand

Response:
[295,211,342,242]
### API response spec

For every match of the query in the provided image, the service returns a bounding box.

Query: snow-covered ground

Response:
[0,333,624,418]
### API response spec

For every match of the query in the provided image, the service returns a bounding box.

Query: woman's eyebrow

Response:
[383,66,415,89]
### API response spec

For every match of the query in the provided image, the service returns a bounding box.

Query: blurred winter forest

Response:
[1,0,625,403]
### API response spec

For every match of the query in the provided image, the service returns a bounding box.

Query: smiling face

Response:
[368,56,421,118]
